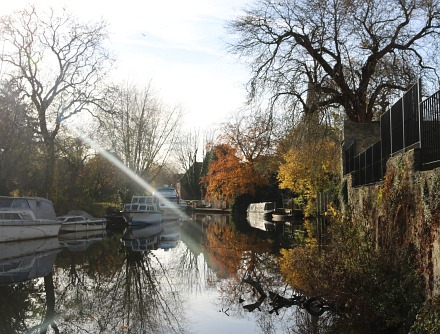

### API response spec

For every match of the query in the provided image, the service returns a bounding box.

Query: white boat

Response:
[57,211,107,233]
[0,196,61,242]
[153,187,182,221]
[121,195,163,225]
[247,202,276,218]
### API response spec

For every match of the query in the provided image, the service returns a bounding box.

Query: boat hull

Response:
[0,221,61,242]
[126,212,163,225]
[60,220,107,232]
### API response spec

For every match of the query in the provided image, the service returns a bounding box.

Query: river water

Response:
[0,212,331,334]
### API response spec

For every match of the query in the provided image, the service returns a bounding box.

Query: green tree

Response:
[0,81,39,195]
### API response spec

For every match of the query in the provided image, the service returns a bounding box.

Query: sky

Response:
[1,0,251,130]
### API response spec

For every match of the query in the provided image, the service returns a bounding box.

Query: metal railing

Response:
[344,80,440,187]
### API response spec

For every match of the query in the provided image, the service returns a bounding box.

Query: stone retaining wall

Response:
[344,148,440,297]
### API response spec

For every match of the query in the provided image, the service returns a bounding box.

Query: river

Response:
[0,212,376,334]
[0,212,323,334]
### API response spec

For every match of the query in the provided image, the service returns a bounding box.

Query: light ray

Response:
[66,124,189,220]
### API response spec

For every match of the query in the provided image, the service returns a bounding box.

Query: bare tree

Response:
[98,82,182,193]
[175,128,216,199]
[221,107,276,163]
[227,0,440,122]
[0,6,113,196]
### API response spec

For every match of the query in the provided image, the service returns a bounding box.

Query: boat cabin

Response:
[247,202,276,214]
[0,196,57,220]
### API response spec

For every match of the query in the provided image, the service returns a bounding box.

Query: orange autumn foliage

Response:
[202,144,267,204]
[204,222,272,279]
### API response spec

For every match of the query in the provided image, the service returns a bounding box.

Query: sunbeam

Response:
[66,123,189,220]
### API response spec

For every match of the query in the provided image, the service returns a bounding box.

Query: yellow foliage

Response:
[278,247,320,296]
[278,139,339,195]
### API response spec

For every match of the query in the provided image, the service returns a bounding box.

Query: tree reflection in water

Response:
[203,216,341,334]
[53,233,190,334]
[204,219,292,331]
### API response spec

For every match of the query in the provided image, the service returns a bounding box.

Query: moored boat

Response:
[153,187,182,221]
[0,196,61,242]
[57,211,107,233]
[247,202,276,219]
[121,195,163,225]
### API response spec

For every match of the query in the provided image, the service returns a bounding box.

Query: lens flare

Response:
[66,124,189,220]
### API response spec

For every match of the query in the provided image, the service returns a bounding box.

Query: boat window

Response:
[21,212,34,220]
[139,205,146,210]
[67,218,75,222]
[0,212,21,219]
[11,199,30,209]
[131,205,139,211]
[74,217,84,222]
[139,198,146,204]
[0,198,14,208]
[265,203,275,210]
[132,198,139,204]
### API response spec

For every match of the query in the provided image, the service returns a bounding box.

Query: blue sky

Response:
[2,0,251,130]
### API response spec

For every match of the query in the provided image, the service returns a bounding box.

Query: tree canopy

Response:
[0,6,113,196]
[201,144,268,204]
[228,0,440,122]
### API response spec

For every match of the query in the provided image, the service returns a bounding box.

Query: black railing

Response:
[345,80,440,187]
[420,90,440,168]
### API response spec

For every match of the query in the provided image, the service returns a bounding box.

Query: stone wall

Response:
[344,148,440,298]
[342,120,381,155]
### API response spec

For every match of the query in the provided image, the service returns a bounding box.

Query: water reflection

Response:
[247,211,283,232]
[122,220,181,252]
[58,230,107,252]
[0,238,60,284]
[0,213,337,334]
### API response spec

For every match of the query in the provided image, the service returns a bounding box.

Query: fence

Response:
[344,80,440,187]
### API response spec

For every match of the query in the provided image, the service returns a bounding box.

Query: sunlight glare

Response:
[66,123,189,220]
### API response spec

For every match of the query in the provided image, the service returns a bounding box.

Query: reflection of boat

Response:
[121,196,163,225]
[122,224,163,251]
[247,212,282,232]
[153,187,181,221]
[58,230,107,251]
[160,220,181,250]
[247,202,276,219]
[0,196,61,242]
[57,211,107,232]
[0,237,60,284]
[122,220,181,251]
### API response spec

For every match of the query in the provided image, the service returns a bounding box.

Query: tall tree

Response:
[98,82,182,194]
[228,0,440,122]
[0,81,44,195]
[0,6,113,197]
[175,129,202,199]
[221,107,275,163]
